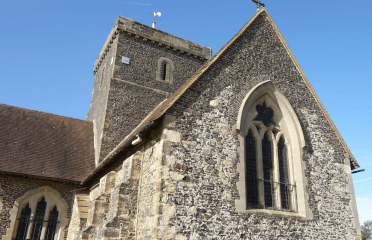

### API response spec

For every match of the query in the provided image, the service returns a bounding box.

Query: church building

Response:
[0,8,362,240]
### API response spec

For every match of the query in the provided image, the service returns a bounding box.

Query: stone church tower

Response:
[85,17,212,164]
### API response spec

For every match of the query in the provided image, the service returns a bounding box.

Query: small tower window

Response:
[162,62,167,81]
[156,57,174,84]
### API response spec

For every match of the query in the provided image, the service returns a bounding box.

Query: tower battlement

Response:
[93,16,212,74]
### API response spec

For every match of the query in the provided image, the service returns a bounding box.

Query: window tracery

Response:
[6,187,67,240]
[235,81,310,217]
[245,102,295,211]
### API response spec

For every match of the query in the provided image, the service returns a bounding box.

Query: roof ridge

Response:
[0,103,92,124]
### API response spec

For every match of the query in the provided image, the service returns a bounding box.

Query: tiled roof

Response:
[85,8,359,182]
[0,104,95,182]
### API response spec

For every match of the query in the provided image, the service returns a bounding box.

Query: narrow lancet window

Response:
[262,133,273,208]
[278,137,290,210]
[245,129,258,208]
[15,203,31,240]
[31,197,47,240]
[162,62,167,80]
[45,206,59,240]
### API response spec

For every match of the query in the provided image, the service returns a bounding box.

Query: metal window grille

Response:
[254,179,297,211]
[15,203,31,240]
[30,197,47,240]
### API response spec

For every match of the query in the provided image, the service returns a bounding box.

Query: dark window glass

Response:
[162,62,167,80]
[31,197,47,240]
[45,206,59,240]
[15,203,31,240]
[245,130,258,208]
[262,133,273,208]
[278,137,290,210]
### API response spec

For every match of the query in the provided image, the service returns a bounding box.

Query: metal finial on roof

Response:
[252,0,265,10]
[151,11,162,28]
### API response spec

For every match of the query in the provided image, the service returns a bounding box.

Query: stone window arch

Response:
[235,81,312,218]
[156,57,174,84]
[4,187,68,240]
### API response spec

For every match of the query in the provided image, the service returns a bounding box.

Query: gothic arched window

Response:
[45,206,59,240]
[236,81,309,217]
[9,188,67,240]
[15,203,31,240]
[31,197,47,240]
[244,102,294,211]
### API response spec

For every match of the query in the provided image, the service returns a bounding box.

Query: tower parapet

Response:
[87,16,211,165]
[93,16,212,75]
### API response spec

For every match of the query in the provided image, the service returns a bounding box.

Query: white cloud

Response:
[354,177,372,183]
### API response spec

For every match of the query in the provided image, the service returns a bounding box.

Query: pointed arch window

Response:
[236,81,309,217]
[12,194,62,240]
[15,203,31,240]
[31,197,47,240]
[45,206,59,240]
[244,102,295,211]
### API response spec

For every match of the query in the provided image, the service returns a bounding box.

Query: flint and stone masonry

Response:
[86,16,211,164]
[0,8,362,240]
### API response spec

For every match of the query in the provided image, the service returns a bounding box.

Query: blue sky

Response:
[1,0,371,225]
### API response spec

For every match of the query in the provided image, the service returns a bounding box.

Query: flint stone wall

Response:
[99,32,206,161]
[86,35,119,163]
[161,13,359,239]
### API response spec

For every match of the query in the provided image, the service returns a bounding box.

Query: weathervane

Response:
[252,0,265,10]
[151,11,162,28]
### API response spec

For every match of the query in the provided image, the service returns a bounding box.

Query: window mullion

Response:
[256,133,265,208]
[39,201,50,240]
[272,133,281,210]
[285,142,297,212]
[25,206,36,240]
